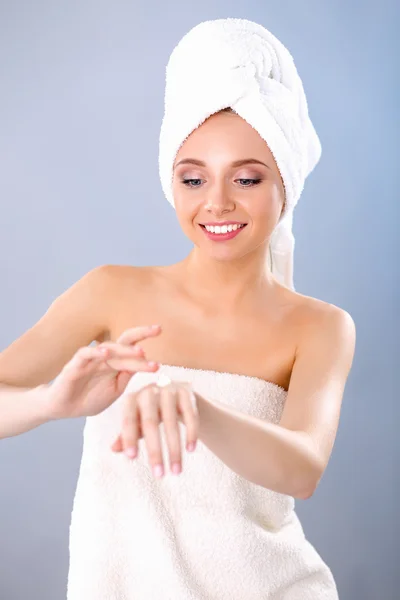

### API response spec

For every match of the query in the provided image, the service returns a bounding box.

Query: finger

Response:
[96,343,160,372]
[159,386,182,475]
[111,413,144,453]
[112,433,143,453]
[111,435,124,453]
[115,370,136,391]
[139,387,164,478]
[106,356,160,373]
[177,386,199,452]
[65,345,106,373]
[117,324,162,346]
[97,342,146,359]
[120,393,141,458]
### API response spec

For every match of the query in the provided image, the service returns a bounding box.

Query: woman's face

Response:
[172,110,285,263]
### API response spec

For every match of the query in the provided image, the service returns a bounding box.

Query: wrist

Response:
[31,383,61,423]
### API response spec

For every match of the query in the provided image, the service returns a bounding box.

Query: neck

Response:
[175,246,276,313]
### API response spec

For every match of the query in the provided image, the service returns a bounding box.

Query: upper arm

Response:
[279,304,356,473]
[0,265,117,388]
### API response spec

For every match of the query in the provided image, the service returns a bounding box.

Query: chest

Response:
[109,272,295,389]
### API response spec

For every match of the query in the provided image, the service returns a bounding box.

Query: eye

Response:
[182,178,203,188]
[236,178,262,187]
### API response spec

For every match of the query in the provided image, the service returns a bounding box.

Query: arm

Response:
[0,265,115,439]
[0,383,57,438]
[196,306,356,499]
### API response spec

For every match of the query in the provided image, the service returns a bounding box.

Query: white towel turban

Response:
[158,18,322,290]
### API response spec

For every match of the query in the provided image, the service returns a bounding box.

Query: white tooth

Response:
[205,224,243,233]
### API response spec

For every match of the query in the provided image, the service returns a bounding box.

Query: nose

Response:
[204,182,235,216]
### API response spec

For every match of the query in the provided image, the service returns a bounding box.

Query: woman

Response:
[0,18,355,600]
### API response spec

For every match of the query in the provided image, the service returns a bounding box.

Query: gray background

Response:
[0,1,398,599]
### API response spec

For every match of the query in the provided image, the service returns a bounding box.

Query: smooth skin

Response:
[111,380,199,477]
[0,273,200,476]
[0,109,355,492]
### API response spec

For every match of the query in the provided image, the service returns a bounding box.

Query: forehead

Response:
[175,111,272,161]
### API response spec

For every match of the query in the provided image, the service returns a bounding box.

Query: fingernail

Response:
[148,361,159,368]
[187,441,196,452]
[171,463,181,475]
[125,447,137,458]
[153,464,164,478]
[151,324,161,329]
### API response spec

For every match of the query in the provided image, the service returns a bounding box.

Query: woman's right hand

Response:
[45,325,162,420]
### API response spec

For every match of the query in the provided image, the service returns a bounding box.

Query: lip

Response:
[199,223,247,242]
[200,221,246,226]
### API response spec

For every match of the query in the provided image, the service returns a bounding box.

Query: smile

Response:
[199,223,247,241]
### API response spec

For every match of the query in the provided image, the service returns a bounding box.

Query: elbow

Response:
[293,460,324,500]
[295,484,318,500]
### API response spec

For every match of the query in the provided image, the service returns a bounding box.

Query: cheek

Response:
[173,179,203,215]
[173,191,200,230]
[246,184,281,221]
[258,183,284,221]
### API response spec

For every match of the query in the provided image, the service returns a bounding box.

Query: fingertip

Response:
[150,324,162,334]
[187,441,197,452]
[148,361,160,369]
[125,447,137,458]
[111,437,122,451]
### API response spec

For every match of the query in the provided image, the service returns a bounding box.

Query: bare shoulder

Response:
[89,263,152,297]
[98,264,155,285]
[289,289,355,329]
[286,288,356,366]
[0,263,144,387]
[64,263,138,322]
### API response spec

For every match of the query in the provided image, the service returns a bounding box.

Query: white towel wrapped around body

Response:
[67,365,339,599]
[159,18,322,290]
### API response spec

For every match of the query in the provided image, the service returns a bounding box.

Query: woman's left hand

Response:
[110,378,200,478]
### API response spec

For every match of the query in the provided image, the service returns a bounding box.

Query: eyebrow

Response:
[173,158,271,170]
